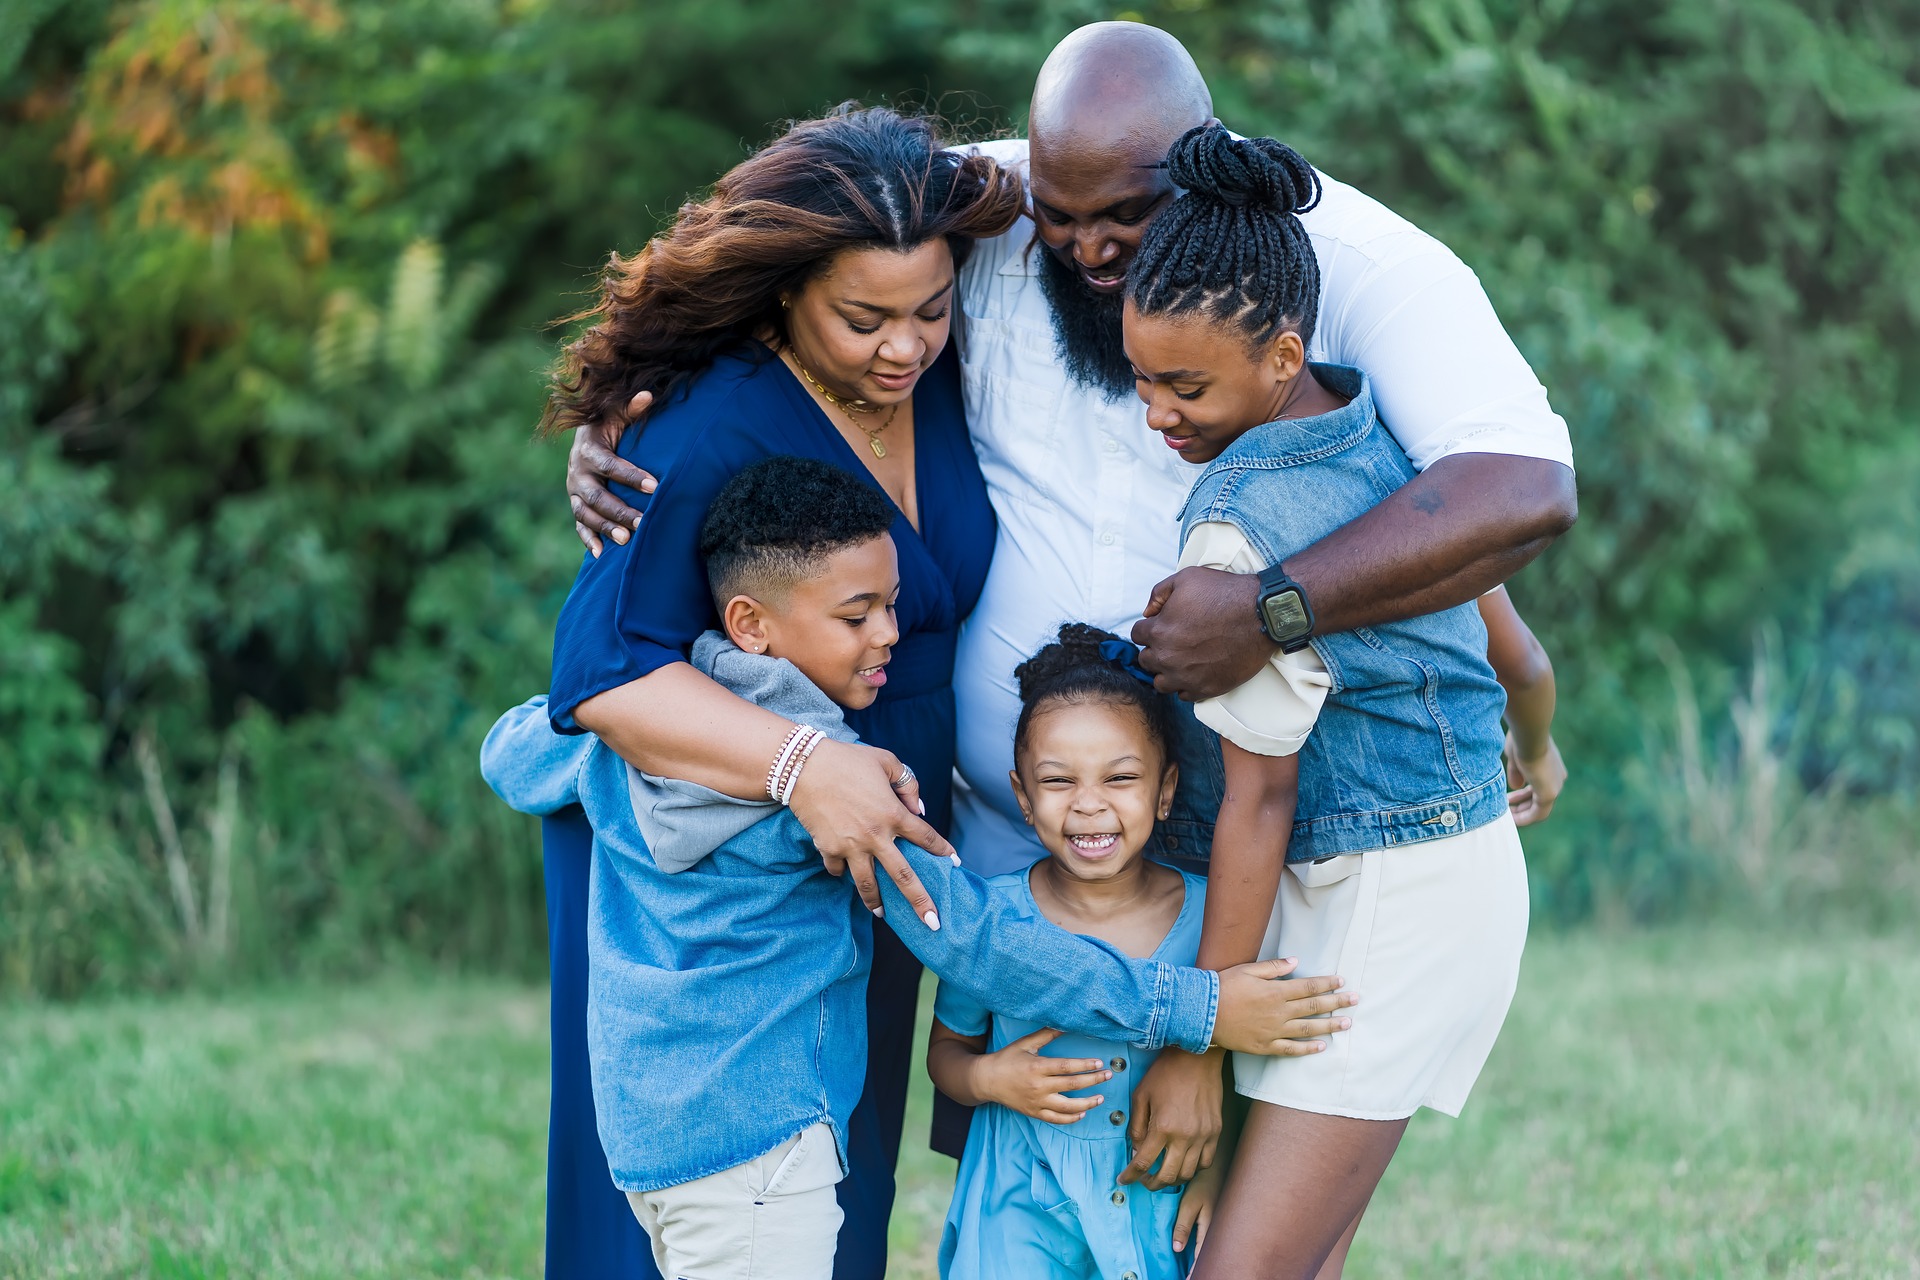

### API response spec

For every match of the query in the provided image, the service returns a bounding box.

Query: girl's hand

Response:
[1120,1047,1222,1191]
[972,1028,1113,1124]
[787,738,952,927]
[1505,730,1567,826]
[1173,1152,1226,1258]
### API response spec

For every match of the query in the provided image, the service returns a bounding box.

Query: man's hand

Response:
[1506,730,1566,826]
[1210,957,1355,1055]
[787,738,956,928]
[1119,1046,1223,1191]
[1172,1144,1226,1257]
[1132,566,1271,701]
[567,391,659,557]
[971,1028,1112,1124]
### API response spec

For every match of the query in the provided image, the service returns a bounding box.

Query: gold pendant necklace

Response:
[793,356,901,458]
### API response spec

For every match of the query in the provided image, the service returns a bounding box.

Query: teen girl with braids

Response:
[1119,125,1562,1277]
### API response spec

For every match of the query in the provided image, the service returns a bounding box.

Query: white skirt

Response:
[1233,810,1529,1121]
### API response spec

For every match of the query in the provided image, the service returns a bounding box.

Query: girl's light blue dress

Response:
[936,866,1207,1280]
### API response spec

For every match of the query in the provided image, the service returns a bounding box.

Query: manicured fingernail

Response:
[922,910,940,931]
[1339,1018,1352,1029]
[872,906,884,919]
[949,853,962,867]
[590,546,601,559]
[610,527,628,545]
[918,801,927,816]
[639,483,655,496]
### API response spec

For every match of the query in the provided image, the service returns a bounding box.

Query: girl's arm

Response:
[1121,744,1308,1193]
[925,1021,1111,1125]
[1478,585,1566,826]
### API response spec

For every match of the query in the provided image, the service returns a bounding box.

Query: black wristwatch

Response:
[1254,563,1316,653]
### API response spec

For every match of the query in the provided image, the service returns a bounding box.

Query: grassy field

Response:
[2,929,1916,1279]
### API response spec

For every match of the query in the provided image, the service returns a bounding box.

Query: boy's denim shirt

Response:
[480,636,1218,1195]
[1178,364,1509,861]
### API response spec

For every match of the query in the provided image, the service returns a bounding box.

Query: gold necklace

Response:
[793,357,902,458]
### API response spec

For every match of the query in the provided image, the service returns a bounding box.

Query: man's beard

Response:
[1035,248,1136,401]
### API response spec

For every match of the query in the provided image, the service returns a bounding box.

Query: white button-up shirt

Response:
[950,138,1575,872]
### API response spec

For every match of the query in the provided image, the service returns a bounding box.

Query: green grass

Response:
[3,930,1916,1278]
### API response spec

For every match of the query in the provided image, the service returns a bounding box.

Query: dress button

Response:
[1111,1057,1127,1072]
[1100,532,1116,545]
[1108,1110,1126,1125]
[1111,1189,1127,1206]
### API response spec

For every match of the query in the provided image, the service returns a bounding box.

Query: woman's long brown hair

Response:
[540,105,1024,438]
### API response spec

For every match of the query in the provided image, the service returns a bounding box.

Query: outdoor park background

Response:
[1,0,1915,1275]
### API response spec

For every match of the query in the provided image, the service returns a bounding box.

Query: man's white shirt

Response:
[950,137,1574,873]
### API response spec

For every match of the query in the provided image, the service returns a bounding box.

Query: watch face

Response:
[1262,589,1310,641]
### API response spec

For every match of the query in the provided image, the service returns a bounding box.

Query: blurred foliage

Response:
[3,0,1916,995]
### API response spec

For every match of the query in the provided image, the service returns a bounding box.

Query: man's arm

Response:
[1134,454,1575,699]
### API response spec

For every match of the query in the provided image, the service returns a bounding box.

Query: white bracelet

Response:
[779,729,827,806]
[766,725,810,803]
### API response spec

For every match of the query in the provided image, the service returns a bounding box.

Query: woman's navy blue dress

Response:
[541,341,994,1280]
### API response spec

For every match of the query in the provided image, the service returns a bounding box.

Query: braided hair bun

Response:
[1164,126,1321,216]
[1011,623,1178,766]
[1128,124,1324,346]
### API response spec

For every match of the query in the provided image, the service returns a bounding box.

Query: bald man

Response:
[565,19,1575,1274]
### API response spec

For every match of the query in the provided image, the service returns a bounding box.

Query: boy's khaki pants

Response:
[625,1122,843,1280]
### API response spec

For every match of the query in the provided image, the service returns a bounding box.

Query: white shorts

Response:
[625,1122,844,1280]
[1234,811,1529,1121]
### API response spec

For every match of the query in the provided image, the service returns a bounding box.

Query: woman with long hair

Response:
[535,105,1023,1279]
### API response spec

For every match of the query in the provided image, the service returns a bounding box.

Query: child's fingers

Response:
[1282,989,1358,1019]
[1283,1014,1353,1040]
[1118,1131,1170,1186]
[1172,1198,1200,1253]
[1040,1064,1113,1090]
[1266,1036,1329,1056]
[1235,956,1302,982]
[1040,1091,1103,1115]
[1194,1202,1212,1256]
[1005,1027,1065,1053]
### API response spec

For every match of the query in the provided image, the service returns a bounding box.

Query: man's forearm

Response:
[1286,454,1575,634]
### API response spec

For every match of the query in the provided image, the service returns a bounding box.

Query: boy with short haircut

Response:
[483,456,1344,1280]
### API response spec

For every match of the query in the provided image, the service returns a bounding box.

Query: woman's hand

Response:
[1120,1046,1223,1191]
[568,392,659,557]
[787,738,954,927]
[1211,957,1355,1055]
[971,1028,1112,1124]
[1505,730,1566,826]
[1172,1147,1227,1258]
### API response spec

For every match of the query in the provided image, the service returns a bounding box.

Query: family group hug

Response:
[478,20,1578,1280]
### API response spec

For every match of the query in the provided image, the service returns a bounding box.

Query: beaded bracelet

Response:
[778,728,827,806]
[765,725,811,803]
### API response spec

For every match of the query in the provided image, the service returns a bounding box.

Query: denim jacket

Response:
[480,679,1218,1194]
[1178,364,1509,860]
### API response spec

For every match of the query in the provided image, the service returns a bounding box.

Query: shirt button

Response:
[1104,439,1120,453]
[1099,532,1116,545]
[1111,1190,1127,1206]
[1111,1057,1127,1072]
[1108,1110,1126,1125]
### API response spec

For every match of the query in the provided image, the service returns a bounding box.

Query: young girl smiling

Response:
[927,624,1352,1279]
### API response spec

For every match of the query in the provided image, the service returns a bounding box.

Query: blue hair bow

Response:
[1098,638,1158,687]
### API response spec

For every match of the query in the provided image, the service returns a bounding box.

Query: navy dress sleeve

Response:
[548,353,782,731]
